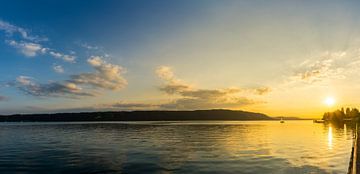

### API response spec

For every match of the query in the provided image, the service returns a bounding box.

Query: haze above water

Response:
[0,121,353,173]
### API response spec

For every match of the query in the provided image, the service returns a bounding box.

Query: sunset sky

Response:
[1,0,360,117]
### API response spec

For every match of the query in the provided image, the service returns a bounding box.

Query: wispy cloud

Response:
[287,50,359,86]
[12,57,127,98]
[79,42,99,50]
[0,19,47,42]
[53,64,64,73]
[6,40,76,62]
[103,102,159,110]
[1,19,76,62]
[48,51,76,63]
[255,87,271,95]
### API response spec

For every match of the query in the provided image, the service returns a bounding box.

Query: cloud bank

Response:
[155,66,269,110]
[95,66,270,111]
[14,56,127,98]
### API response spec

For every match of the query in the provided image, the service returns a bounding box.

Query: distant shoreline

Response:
[0,109,313,122]
[0,109,271,122]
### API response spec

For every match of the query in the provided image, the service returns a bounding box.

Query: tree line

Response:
[322,107,360,124]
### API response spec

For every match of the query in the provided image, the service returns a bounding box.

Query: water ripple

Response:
[0,121,353,173]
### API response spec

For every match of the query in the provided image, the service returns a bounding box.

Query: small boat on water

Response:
[280,117,285,123]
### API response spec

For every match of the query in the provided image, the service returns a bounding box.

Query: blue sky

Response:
[2,0,360,117]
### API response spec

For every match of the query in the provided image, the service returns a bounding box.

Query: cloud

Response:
[6,40,76,62]
[156,66,177,81]
[0,19,47,42]
[254,87,271,95]
[104,102,159,110]
[53,65,64,73]
[156,65,193,93]
[155,66,267,109]
[1,20,75,62]
[77,41,111,59]
[69,56,127,90]
[15,76,93,97]
[159,83,191,94]
[49,51,76,63]
[13,57,127,98]
[287,51,356,85]
[6,39,76,62]
[160,97,258,110]
[49,51,62,58]
[159,87,259,110]
[79,42,99,50]
[93,66,269,111]
[7,40,45,57]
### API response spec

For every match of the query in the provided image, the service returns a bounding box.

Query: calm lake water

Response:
[0,121,354,173]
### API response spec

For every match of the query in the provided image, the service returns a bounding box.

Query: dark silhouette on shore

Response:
[322,107,360,124]
[0,109,274,122]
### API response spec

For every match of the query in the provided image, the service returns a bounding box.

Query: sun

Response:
[324,97,336,107]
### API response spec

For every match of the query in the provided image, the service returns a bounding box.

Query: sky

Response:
[1,0,360,117]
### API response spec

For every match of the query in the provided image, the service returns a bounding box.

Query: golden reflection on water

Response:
[207,121,353,172]
[328,126,333,150]
[344,124,347,140]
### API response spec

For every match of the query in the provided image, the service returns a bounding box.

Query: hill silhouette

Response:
[0,109,273,122]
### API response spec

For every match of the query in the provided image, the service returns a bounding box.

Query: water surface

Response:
[0,121,353,173]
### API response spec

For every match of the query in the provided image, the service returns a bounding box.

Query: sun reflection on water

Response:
[344,124,347,140]
[328,126,333,150]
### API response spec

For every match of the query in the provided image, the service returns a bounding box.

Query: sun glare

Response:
[324,97,336,107]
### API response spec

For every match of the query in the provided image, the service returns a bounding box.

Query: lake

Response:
[0,121,354,173]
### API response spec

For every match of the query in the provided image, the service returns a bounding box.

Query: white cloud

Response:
[6,40,76,62]
[53,65,64,73]
[49,51,62,58]
[7,40,43,57]
[49,51,76,63]
[70,56,127,90]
